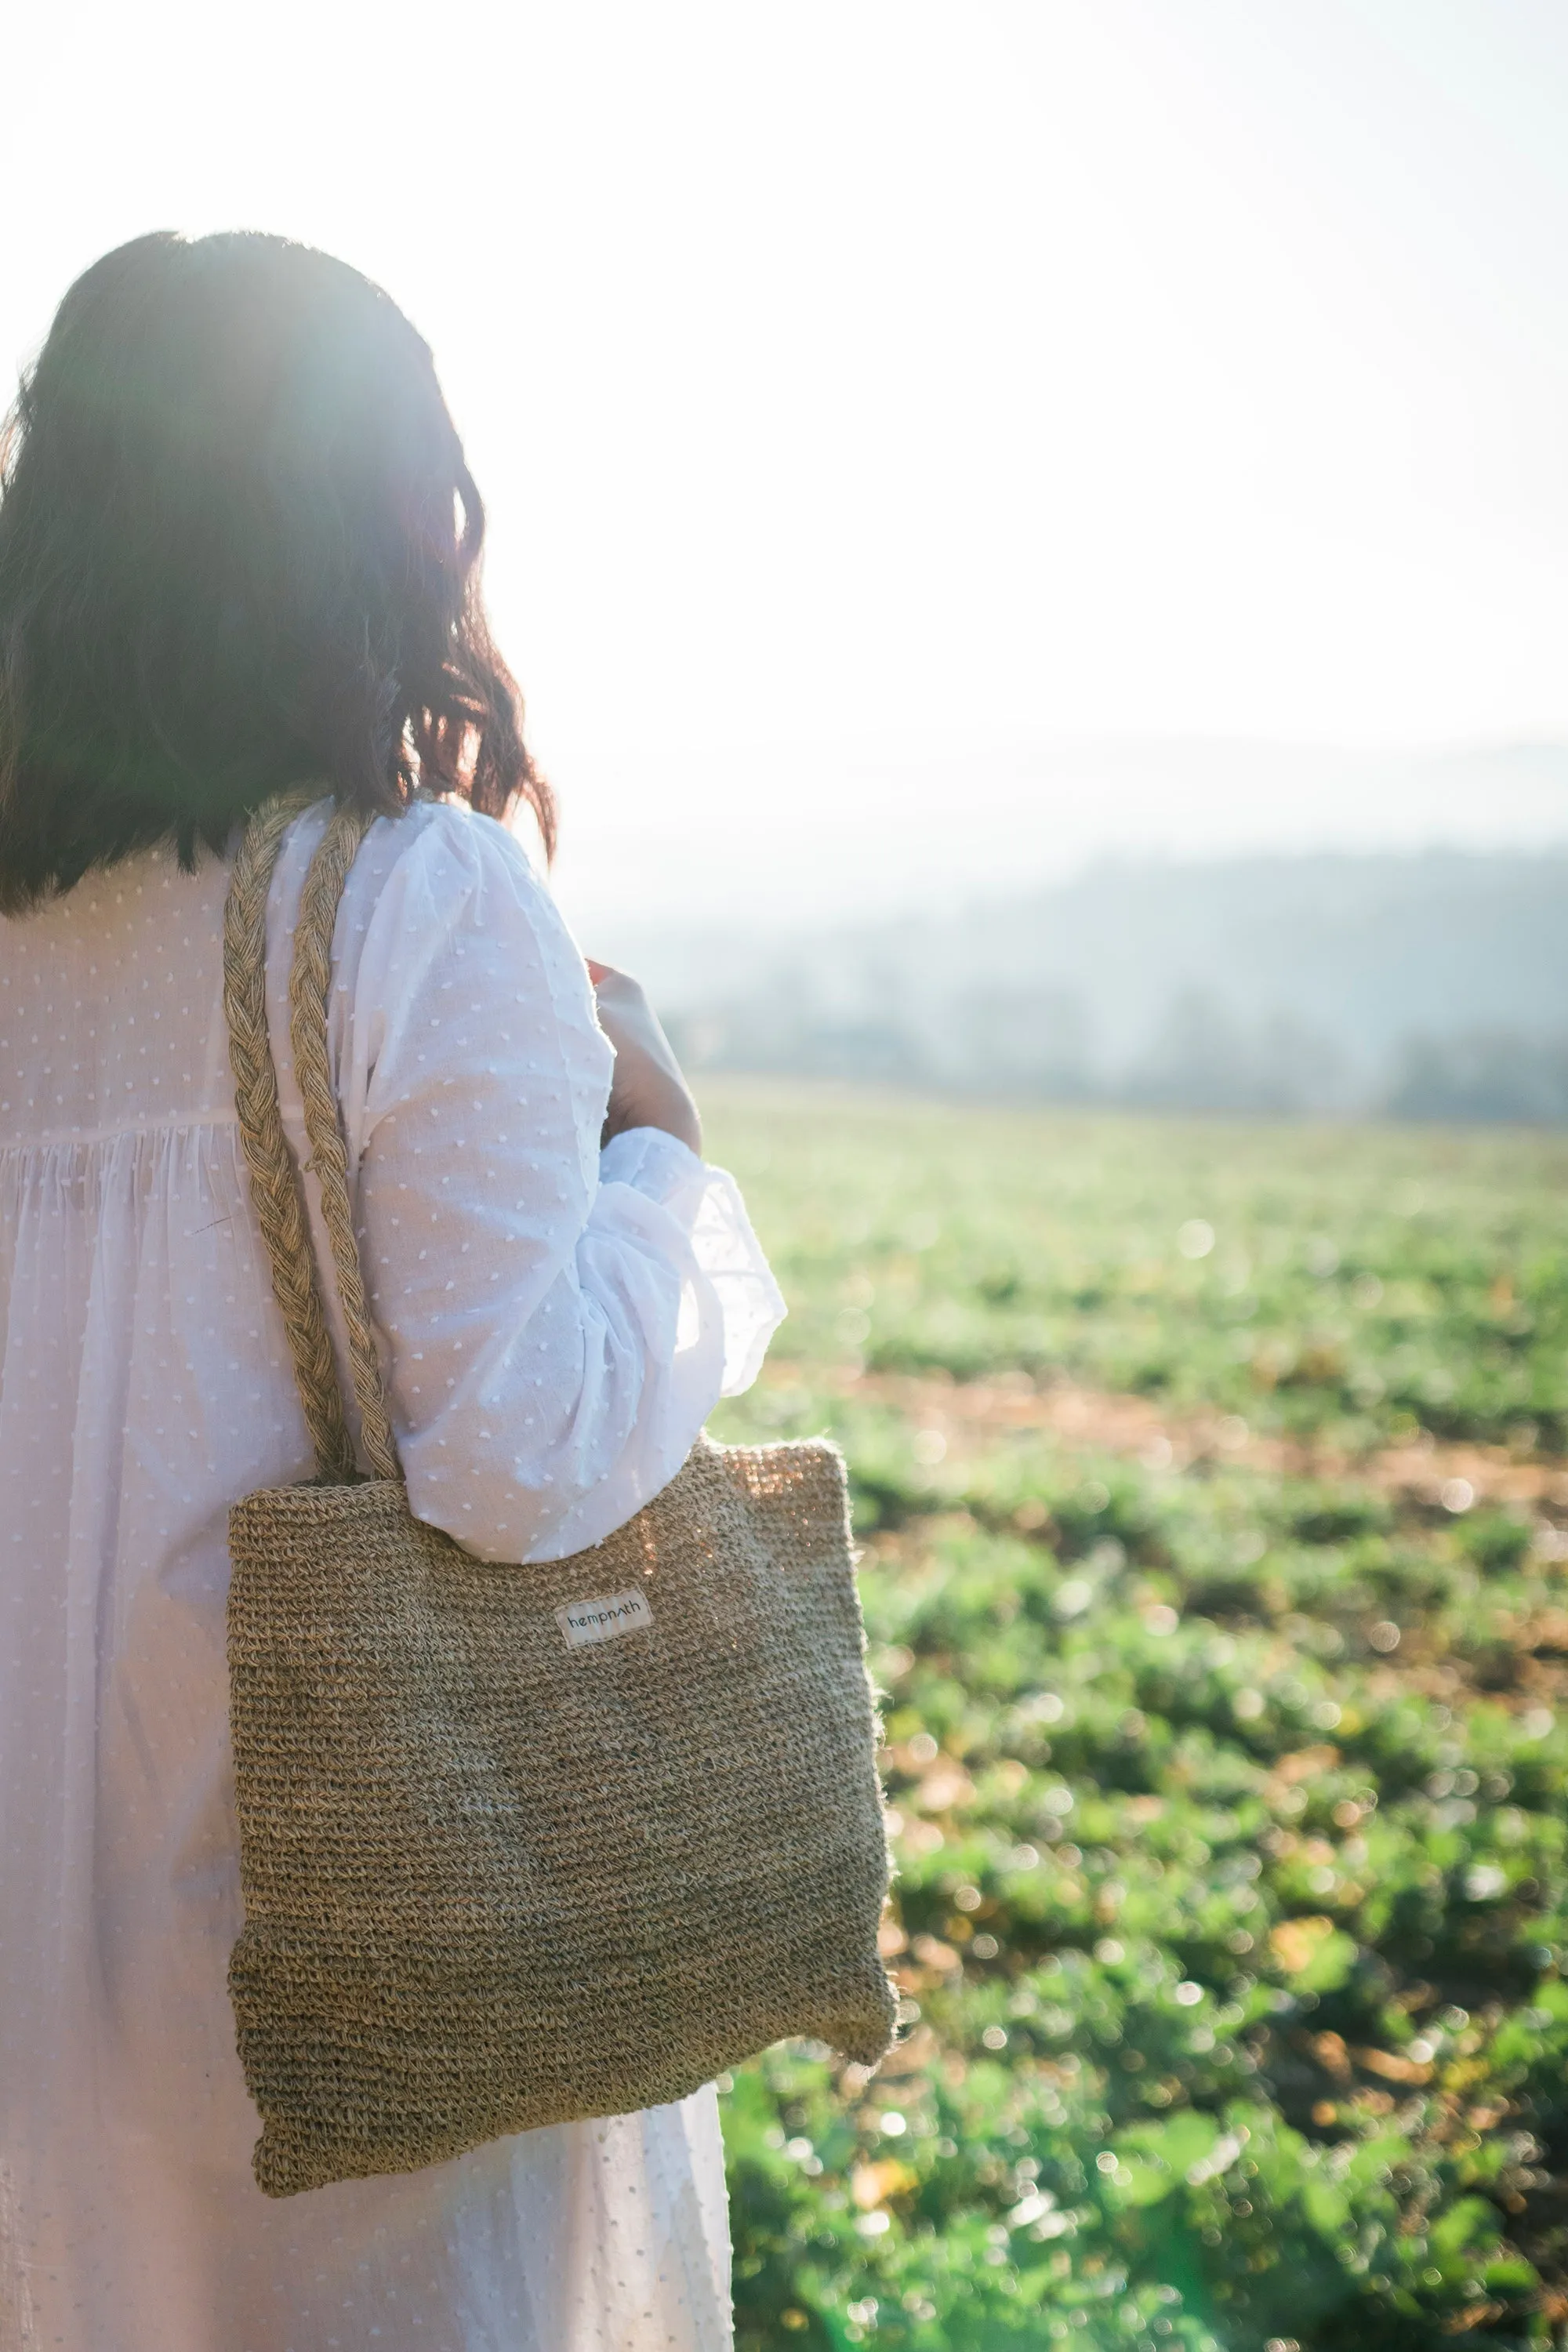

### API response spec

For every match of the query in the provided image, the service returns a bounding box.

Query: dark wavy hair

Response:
[0,230,554,910]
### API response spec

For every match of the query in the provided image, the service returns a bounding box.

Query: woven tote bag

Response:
[221,794,896,2198]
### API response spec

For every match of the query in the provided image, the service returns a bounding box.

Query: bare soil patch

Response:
[810,1365,1568,1515]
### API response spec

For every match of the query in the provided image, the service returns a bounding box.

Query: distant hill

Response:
[641,848,1568,1123]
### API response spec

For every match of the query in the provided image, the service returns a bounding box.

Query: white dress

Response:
[0,797,785,2352]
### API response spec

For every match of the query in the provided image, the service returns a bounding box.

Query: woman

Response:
[0,231,782,2352]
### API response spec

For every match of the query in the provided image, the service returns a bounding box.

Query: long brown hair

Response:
[0,231,554,910]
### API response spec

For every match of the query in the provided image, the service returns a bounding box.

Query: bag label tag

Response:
[556,1588,655,1650]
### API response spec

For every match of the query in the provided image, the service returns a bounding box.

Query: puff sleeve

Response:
[273,800,784,1563]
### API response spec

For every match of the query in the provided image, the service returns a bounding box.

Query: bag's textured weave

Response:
[222,796,896,2199]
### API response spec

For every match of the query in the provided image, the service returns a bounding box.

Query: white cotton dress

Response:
[0,796,786,2352]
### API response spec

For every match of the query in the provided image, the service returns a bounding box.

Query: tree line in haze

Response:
[650,849,1568,1123]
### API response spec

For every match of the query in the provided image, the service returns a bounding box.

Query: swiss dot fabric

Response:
[0,796,782,2352]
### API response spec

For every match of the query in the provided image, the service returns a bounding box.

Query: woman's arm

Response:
[314,804,782,1565]
[585,960,703,1156]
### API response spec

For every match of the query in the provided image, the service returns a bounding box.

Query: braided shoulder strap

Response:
[287,808,401,1482]
[225,793,356,1481]
[223,793,401,1486]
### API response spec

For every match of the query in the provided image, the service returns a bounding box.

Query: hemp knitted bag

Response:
[222,795,896,2198]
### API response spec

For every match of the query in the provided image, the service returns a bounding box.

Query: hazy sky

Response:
[5,2,1568,914]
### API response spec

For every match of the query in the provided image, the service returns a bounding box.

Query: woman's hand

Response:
[586,961,703,1156]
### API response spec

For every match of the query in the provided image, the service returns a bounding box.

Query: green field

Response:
[699,1082,1568,2352]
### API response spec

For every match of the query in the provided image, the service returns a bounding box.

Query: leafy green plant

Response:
[706,1084,1568,2350]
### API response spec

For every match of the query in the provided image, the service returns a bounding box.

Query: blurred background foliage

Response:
[706,1082,1568,2350]
[645,848,1568,1130]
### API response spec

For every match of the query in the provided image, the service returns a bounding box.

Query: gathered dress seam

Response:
[0,1109,241,1156]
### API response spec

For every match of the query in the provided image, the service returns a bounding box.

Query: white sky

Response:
[5,1,1568,921]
